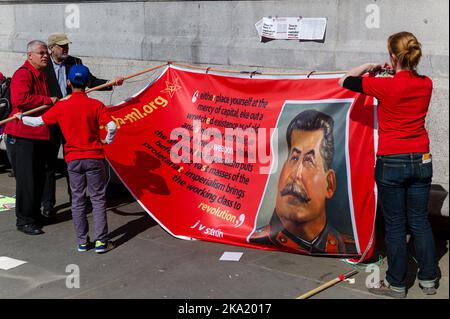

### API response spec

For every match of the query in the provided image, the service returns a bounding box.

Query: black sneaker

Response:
[95,240,115,254]
[368,280,406,298]
[77,242,92,252]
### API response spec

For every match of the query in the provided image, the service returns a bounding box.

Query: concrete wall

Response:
[0,0,448,216]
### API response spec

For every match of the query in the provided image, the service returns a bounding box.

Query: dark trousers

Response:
[67,158,108,245]
[4,136,14,172]
[375,153,438,289]
[42,125,70,210]
[6,135,48,226]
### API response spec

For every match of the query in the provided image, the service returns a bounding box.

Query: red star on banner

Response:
[160,79,181,98]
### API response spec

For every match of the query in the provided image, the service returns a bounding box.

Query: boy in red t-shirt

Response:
[17,64,117,253]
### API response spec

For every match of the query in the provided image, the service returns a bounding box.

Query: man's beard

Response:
[280,181,311,203]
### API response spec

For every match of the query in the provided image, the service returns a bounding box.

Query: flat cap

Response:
[48,32,71,46]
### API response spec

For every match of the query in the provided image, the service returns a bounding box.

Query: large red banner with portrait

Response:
[105,64,377,259]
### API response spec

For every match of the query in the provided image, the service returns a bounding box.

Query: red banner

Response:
[105,65,377,259]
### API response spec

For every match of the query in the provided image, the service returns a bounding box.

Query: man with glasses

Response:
[4,40,58,235]
[42,32,124,219]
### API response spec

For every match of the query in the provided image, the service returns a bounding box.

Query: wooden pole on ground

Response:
[296,270,358,299]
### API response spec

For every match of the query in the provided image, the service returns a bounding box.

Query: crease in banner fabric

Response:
[104,64,377,259]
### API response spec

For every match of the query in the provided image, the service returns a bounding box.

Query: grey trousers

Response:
[67,158,108,245]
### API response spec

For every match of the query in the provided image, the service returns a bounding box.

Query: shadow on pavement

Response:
[108,214,157,247]
[105,179,158,247]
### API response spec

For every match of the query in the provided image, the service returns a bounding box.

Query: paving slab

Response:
[0,160,448,301]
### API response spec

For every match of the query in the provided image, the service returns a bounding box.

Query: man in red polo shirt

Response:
[16,64,117,253]
[4,40,59,235]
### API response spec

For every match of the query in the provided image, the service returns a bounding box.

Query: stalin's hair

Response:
[286,109,335,171]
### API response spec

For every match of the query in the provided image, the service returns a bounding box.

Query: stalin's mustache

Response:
[280,182,311,203]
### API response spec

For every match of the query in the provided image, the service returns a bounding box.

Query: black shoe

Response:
[17,224,44,235]
[41,208,56,219]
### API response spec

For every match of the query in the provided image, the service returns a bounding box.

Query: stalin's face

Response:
[275,129,336,230]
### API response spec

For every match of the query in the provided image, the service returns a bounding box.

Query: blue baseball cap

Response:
[68,64,90,86]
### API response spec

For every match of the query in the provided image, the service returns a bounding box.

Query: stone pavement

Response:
[0,155,448,300]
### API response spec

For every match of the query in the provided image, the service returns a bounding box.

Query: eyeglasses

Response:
[31,51,49,56]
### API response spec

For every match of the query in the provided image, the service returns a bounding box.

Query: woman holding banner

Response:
[338,31,438,298]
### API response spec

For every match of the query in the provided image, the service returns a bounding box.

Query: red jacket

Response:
[5,60,53,140]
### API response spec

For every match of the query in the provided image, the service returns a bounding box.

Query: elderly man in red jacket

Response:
[4,40,58,235]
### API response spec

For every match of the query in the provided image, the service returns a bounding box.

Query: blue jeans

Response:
[375,153,438,290]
